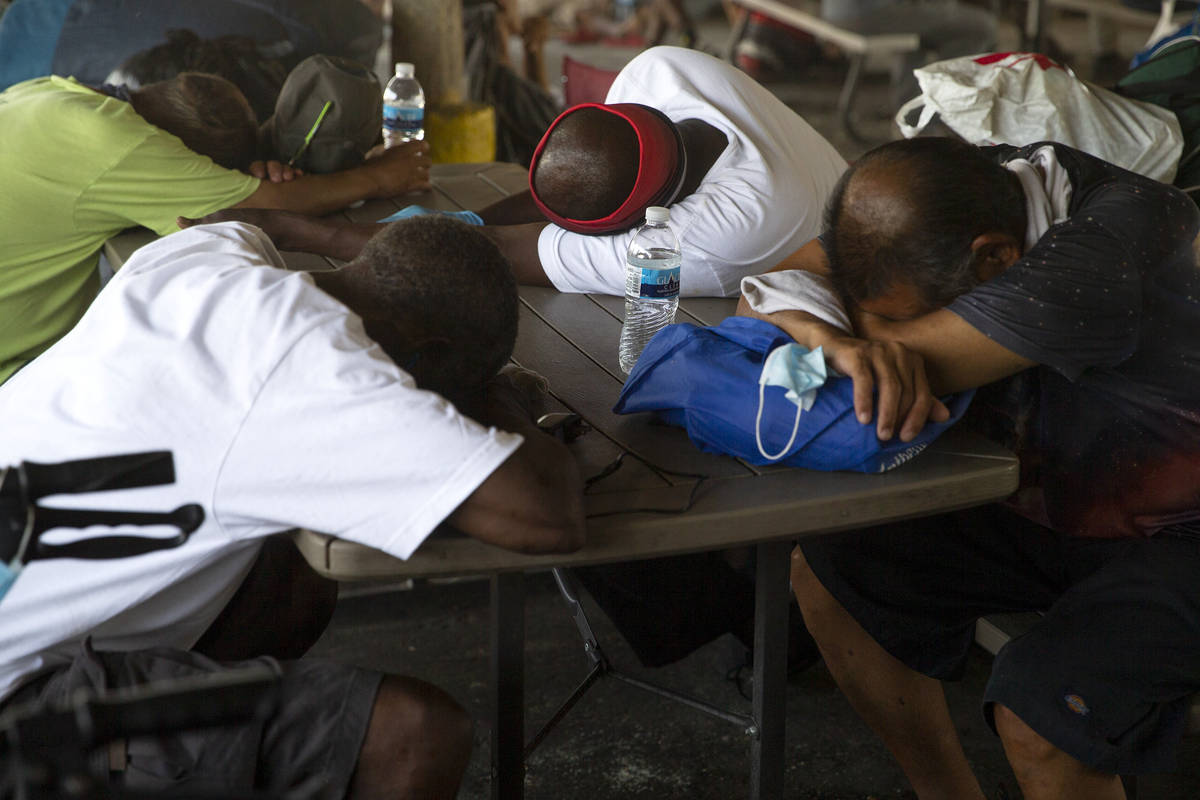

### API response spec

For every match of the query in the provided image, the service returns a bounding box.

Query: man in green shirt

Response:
[0,70,430,382]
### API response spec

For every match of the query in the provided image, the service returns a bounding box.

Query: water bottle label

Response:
[384,106,424,134]
[625,264,680,299]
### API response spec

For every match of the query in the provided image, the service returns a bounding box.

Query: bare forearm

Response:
[235,140,431,214]
[324,221,383,261]
[735,296,845,350]
[854,310,1036,395]
[274,215,373,258]
[191,208,381,261]
[450,428,586,555]
[235,168,392,216]
[477,190,545,226]
[449,374,586,554]
[738,293,1034,395]
[766,238,830,275]
[479,223,554,286]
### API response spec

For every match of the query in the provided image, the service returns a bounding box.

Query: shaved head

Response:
[330,216,518,404]
[531,107,639,220]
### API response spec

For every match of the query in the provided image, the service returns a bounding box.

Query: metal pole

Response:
[389,0,466,104]
[490,572,526,800]
[749,540,792,799]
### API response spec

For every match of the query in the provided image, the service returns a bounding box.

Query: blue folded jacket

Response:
[613,316,974,473]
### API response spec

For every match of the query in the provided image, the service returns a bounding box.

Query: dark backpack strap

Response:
[27,503,204,561]
[1118,75,1200,100]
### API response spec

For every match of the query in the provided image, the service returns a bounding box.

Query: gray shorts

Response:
[5,641,382,799]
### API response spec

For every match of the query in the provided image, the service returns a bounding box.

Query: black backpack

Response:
[1116,35,1200,201]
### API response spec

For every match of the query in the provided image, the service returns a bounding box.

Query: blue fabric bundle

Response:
[613,316,974,473]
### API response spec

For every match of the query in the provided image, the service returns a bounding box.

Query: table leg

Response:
[723,3,752,62]
[1024,0,1047,52]
[836,53,869,144]
[490,572,526,800]
[749,539,791,800]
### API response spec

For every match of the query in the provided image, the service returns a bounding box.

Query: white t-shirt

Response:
[0,222,523,699]
[537,46,848,298]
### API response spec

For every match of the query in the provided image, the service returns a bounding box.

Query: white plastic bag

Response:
[896,51,1184,183]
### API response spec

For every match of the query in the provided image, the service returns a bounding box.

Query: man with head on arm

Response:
[0,70,430,385]
[0,215,585,798]
[206,46,847,298]
[495,42,847,297]
[747,136,1200,799]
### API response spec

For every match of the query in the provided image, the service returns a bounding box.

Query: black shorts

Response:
[4,642,382,798]
[800,505,1200,774]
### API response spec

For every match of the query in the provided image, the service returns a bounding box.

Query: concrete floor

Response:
[313,575,1007,799]
[313,572,1200,799]
[311,4,1200,798]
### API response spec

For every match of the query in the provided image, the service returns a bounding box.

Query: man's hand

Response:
[363,140,433,197]
[819,333,950,443]
[231,141,431,217]
[248,160,303,183]
[735,297,949,441]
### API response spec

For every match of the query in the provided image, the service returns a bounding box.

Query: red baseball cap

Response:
[529,102,688,234]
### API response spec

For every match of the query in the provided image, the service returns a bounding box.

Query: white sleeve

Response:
[537,224,633,295]
[739,270,852,334]
[214,314,523,560]
[536,219,734,297]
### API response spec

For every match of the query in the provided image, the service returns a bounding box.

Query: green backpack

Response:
[1117,35,1200,201]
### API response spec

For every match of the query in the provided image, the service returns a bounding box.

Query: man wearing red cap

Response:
[487,45,848,297]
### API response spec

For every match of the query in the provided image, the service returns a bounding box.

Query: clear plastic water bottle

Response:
[382,62,424,147]
[618,206,681,374]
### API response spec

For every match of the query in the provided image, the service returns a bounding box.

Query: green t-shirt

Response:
[0,76,259,382]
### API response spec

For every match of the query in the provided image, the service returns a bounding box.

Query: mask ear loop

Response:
[755,381,803,461]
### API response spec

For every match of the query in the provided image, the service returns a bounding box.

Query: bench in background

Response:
[724,0,920,141]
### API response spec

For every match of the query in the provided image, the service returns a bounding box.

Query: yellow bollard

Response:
[426,102,496,164]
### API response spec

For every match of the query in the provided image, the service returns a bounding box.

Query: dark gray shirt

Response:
[950,142,1200,538]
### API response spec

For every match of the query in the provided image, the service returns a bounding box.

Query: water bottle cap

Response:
[645,206,670,224]
[394,62,415,78]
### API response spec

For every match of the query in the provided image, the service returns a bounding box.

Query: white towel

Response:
[1005,145,1073,253]
[739,269,853,334]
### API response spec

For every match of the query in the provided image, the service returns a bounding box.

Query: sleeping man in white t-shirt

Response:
[504,44,848,297]
[198,46,849,299]
[181,45,848,672]
[0,216,585,798]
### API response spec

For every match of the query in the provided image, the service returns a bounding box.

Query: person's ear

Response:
[969,232,1022,283]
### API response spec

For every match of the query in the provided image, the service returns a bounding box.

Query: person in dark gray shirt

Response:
[756,136,1200,800]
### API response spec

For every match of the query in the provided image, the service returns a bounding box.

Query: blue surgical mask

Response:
[755,343,828,460]
[0,559,19,605]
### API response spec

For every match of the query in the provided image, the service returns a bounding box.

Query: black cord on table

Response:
[584,451,710,519]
